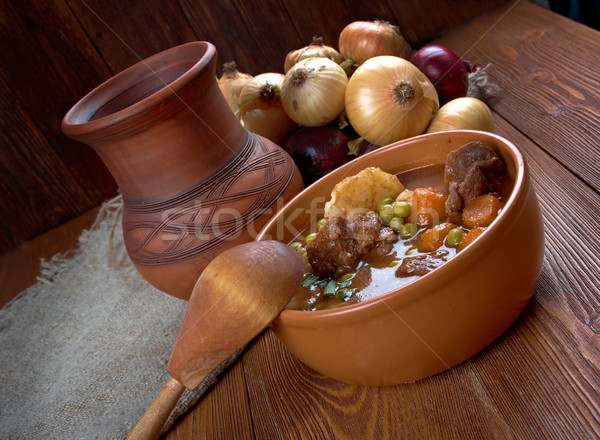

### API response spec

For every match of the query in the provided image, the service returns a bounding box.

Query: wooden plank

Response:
[237,330,512,439]
[66,0,199,74]
[177,0,304,75]
[0,75,94,251]
[0,0,118,251]
[280,0,397,52]
[432,1,600,191]
[469,113,600,439]
[0,206,99,308]
[388,0,512,46]
[0,0,117,199]
[164,353,255,439]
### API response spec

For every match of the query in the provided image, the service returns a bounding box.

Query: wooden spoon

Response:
[127,240,305,439]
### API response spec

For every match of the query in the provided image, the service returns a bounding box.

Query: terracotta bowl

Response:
[256,130,545,386]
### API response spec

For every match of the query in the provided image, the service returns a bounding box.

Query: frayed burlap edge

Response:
[0,195,243,439]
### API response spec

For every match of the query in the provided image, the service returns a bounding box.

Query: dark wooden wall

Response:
[0,0,509,254]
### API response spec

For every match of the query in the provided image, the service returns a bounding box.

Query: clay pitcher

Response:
[62,41,304,300]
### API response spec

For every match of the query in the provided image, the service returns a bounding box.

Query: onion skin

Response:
[284,36,344,73]
[411,45,469,106]
[426,97,494,133]
[284,126,351,184]
[217,61,252,115]
[339,21,411,65]
[345,56,439,146]
[239,73,296,145]
[281,57,348,127]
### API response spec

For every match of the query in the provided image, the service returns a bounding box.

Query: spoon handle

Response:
[127,376,186,440]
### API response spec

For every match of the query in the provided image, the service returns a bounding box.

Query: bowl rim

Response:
[257,129,526,324]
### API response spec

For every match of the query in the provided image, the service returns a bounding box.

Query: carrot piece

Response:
[462,194,503,228]
[411,187,448,227]
[457,227,486,252]
[417,223,457,252]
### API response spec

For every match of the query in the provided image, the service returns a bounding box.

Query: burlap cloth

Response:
[0,195,241,439]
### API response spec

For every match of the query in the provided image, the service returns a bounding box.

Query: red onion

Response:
[411,45,470,106]
[284,126,351,184]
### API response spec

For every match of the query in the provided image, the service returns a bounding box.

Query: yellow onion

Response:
[339,20,411,65]
[281,57,348,127]
[217,61,252,116]
[345,56,439,146]
[284,36,345,73]
[239,73,296,145]
[426,97,494,133]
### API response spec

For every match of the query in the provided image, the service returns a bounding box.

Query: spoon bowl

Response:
[127,240,305,439]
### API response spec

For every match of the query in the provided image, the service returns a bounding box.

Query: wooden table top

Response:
[1,1,598,438]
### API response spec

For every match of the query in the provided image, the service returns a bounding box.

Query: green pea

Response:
[377,197,395,213]
[400,222,418,239]
[446,228,464,247]
[305,232,317,243]
[389,216,404,231]
[393,201,411,218]
[406,247,417,256]
[338,272,355,283]
[380,204,395,223]
[388,259,400,267]
[289,241,303,250]
[301,251,309,262]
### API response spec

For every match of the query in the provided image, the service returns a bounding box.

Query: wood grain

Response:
[0,75,91,251]
[66,0,199,75]
[386,0,511,46]
[428,1,600,192]
[164,356,255,439]
[281,0,397,53]
[0,206,99,308]
[0,0,117,251]
[177,0,304,76]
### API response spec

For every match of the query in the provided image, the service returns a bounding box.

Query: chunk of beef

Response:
[445,182,462,224]
[306,217,359,277]
[444,141,504,222]
[395,249,450,278]
[444,141,504,187]
[376,227,399,255]
[307,211,394,277]
[458,162,487,206]
[347,211,382,254]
